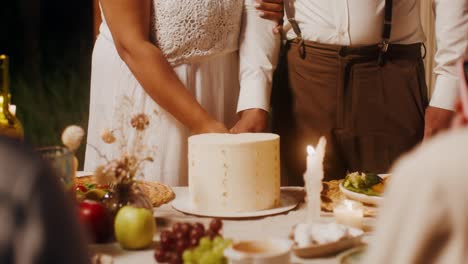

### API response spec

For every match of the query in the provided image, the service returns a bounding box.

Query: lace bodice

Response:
[151,0,244,66]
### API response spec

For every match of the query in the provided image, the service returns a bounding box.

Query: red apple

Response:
[78,200,113,243]
[75,184,87,193]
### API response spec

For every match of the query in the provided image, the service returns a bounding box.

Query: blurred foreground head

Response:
[363,127,468,264]
[0,137,90,264]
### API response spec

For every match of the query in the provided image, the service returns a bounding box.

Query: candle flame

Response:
[307,145,315,155]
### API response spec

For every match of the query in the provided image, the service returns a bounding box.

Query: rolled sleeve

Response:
[238,78,270,112]
[237,0,281,113]
[430,75,461,110]
[430,0,468,110]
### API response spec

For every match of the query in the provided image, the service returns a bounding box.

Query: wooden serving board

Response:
[76,175,175,208]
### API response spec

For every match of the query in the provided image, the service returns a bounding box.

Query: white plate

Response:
[76,171,93,177]
[171,190,299,219]
[339,183,383,205]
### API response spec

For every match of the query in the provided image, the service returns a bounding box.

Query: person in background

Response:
[84,0,283,185]
[0,137,90,264]
[362,55,468,264]
[273,0,468,184]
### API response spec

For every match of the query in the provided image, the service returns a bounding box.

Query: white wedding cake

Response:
[188,133,281,213]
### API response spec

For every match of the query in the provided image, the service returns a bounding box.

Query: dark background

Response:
[1,0,94,164]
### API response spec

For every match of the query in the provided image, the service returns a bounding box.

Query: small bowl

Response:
[224,239,293,264]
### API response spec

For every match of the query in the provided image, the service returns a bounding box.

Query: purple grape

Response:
[172,222,183,233]
[190,227,204,240]
[168,252,182,264]
[154,249,168,262]
[193,222,205,233]
[180,222,192,236]
[189,237,199,248]
[209,219,223,233]
[205,229,217,240]
[175,239,189,254]
[160,230,175,251]
[174,230,187,241]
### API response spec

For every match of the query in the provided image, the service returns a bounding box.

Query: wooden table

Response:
[90,187,372,263]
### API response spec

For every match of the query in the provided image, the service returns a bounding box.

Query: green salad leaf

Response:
[343,172,383,196]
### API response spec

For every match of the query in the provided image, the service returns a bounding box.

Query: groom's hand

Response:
[424,106,454,139]
[255,0,284,34]
[230,109,268,133]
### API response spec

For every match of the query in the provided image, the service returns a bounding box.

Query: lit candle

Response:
[304,137,327,222]
[9,104,16,116]
[333,199,364,229]
[306,145,316,173]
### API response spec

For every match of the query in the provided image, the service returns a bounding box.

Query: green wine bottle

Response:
[0,55,24,140]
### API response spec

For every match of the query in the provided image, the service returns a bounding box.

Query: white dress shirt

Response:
[238,0,280,112]
[285,0,468,110]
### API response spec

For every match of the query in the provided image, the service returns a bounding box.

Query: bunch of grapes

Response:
[154,219,227,264]
[182,236,233,264]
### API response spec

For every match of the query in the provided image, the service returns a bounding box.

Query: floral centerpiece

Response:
[89,111,156,213]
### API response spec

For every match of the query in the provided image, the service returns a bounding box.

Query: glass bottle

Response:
[0,55,24,140]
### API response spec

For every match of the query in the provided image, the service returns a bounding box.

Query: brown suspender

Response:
[283,0,393,65]
[284,0,305,58]
[378,0,393,65]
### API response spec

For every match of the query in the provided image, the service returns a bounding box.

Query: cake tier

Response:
[188,133,280,213]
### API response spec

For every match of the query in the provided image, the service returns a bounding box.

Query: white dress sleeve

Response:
[237,0,281,113]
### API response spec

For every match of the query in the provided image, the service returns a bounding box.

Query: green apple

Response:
[114,205,156,249]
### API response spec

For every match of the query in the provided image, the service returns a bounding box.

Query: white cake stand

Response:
[171,189,300,219]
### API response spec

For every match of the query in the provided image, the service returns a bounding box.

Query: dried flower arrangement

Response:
[89,95,159,188]
[91,113,155,187]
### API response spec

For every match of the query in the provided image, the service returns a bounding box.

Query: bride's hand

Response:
[192,119,229,135]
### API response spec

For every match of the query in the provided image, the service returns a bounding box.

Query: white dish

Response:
[171,190,299,219]
[76,171,93,177]
[339,173,391,206]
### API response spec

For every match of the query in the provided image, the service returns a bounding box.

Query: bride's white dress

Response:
[84,0,279,186]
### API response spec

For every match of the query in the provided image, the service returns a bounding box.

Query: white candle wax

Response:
[306,145,315,173]
[9,105,16,116]
[304,138,327,222]
[333,200,364,229]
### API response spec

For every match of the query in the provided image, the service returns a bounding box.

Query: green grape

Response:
[199,252,217,264]
[224,239,233,246]
[199,237,213,251]
[212,247,224,260]
[183,250,194,263]
[212,236,224,246]
[192,247,204,261]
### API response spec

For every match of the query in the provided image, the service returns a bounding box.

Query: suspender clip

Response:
[378,40,390,66]
[288,17,302,39]
[380,40,389,53]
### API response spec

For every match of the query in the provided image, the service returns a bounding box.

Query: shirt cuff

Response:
[236,79,271,113]
[429,75,460,111]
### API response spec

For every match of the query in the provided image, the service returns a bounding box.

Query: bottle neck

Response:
[0,55,12,115]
